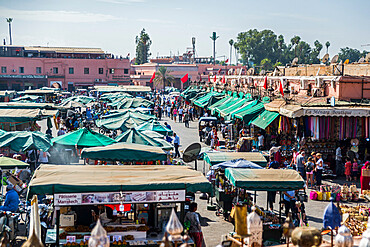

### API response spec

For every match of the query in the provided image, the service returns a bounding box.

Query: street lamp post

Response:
[210,32,219,65]
[6,18,13,45]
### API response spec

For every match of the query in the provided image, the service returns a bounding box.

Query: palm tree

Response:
[234,43,239,65]
[229,39,234,65]
[325,41,330,54]
[154,66,175,91]
[290,36,301,57]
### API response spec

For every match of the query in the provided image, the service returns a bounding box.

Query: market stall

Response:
[203,152,267,168]
[81,142,167,164]
[28,164,212,246]
[220,168,305,242]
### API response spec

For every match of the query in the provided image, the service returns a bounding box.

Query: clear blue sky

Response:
[0,0,369,63]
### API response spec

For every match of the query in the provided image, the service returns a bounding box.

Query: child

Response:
[352,158,359,181]
[345,157,352,181]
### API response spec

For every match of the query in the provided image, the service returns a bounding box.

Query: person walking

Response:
[305,157,315,188]
[345,157,352,181]
[184,112,189,128]
[315,153,324,186]
[296,150,306,179]
[178,107,183,122]
[184,202,204,247]
[336,145,344,176]
[173,133,180,158]
[352,158,359,181]
[173,108,178,122]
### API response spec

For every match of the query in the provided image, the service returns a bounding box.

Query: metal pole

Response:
[213,40,216,65]
[56,209,60,246]
[8,21,12,46]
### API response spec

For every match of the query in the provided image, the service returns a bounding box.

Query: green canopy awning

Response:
[218,98,251,117]
[28,164,212,197]
[203,152,267,167]
[116,98,153,109]
[250,110,279,129]
[96,111,156,130]
[193,92,223,108]
[207,96,232,113]
[115,128,173,150]
[136,120,173,136]
[225,168,304,191]
[214,97,240,115]
[51,127,116,148]
[0,156,29,169]
[0,131,51,152]
[234,103,265,123]
[81,142,167,162]
[12,95,42,102]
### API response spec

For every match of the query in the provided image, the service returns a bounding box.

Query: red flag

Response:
[218,69,221,74]
[181,73,189,83]
[208,74,210,82]
[149,72,155,83]
[199,74,202,81]
[213,75,217,82]
[263,76,268,89]
[225,59,229,64]
[279,80,284,97]
[222,75,226,84]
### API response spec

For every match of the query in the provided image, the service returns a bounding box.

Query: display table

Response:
[361,169,370,192]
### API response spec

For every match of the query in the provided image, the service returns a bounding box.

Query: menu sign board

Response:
[54,190,186,206]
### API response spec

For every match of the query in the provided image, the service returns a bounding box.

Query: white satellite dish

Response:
[358,57,366,63]
[365,53,370,62]
[331,55,339,64]
[321,54,330,64]
[292,57,298,66]
[247,68,255,75]
[259,69,266,76]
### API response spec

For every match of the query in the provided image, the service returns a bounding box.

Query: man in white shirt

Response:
[258,133,264,150]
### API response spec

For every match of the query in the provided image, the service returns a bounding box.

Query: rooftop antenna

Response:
[6,18,13,45]
[321,54,330,64]
[210,32,219,65]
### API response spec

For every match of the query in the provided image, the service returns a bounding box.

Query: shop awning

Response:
[233,103,265,123]
[207,96,232,112]
[28,164,212,197]
[250,110,279,129]
[203,152,267,167]
[228,100,258,119]
[81,142,167,162]
[214,97,240,115]
[279,105,370,118]
[225,168,304,191]
[0,109,42,123]
[193,92,223,108]
[218,98,252,117]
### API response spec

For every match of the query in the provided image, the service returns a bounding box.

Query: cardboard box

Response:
[60,214,75,227]
[7,174,23,193]
[362,169,370,177]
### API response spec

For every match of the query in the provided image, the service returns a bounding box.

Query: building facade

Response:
[0,45,130,91]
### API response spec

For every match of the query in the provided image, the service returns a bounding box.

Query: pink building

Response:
[0,46,130,91]
[131,61,244,89]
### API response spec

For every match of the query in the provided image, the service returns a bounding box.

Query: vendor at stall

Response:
[91,205,114,226]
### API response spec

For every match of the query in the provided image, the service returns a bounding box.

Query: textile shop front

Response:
[264,101,370,173]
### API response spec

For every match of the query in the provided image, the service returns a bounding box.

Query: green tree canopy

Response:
[338,47,368,63]
[135,29,152,65]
